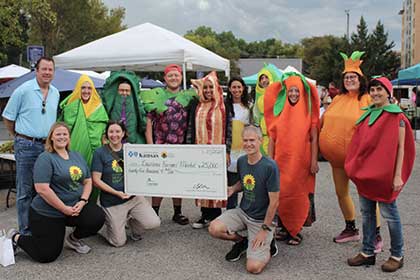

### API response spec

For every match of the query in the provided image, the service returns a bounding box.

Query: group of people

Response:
[1,51,415,274]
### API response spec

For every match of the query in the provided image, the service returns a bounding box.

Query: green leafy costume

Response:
[59,75,109,201]
[101,71,147,144]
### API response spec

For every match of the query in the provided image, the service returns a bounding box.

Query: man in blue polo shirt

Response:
[2,57,60,235]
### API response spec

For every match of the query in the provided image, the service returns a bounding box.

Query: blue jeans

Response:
[359,195,403,257]
[14,137,45,235]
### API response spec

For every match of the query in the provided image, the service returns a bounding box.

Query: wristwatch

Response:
[261,224,272,232]
[80,198,88,203]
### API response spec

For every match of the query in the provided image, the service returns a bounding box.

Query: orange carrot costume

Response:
[264,73,319,237]
[191,71,227,208]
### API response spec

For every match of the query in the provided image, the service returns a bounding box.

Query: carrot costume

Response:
[264,72,319,237]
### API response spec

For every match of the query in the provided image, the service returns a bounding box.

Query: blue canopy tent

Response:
[243,73,259,86]
[392,63,420,86]
[140,78,164,88]
[0,68,105,99]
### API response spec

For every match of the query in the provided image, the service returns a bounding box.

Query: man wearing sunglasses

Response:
[2,56,59,235]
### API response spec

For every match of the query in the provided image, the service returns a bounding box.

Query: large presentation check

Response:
[124,144,227,199]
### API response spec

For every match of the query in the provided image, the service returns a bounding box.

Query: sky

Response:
[103,0,403,50]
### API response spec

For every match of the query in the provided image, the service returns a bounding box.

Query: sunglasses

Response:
[41,100,46,114]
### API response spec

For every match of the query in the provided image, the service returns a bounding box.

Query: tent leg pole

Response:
[182,63,187,90]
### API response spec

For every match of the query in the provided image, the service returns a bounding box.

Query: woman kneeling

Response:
[9,122,105,263]
[92,120,160,247]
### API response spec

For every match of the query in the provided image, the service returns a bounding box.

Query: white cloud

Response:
[103,0,402,49]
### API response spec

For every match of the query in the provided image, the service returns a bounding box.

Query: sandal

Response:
[275,227,289,241]
[172,213,189,225]
[287,233,303,246]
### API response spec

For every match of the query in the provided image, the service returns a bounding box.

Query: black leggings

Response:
[18,204,105,263]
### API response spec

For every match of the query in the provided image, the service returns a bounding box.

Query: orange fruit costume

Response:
[264,72,319,238]
[319,51,371,230]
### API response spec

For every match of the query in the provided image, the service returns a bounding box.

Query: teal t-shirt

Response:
[91,146,127,208]
[238,156,280,221]
[32,151,91,218]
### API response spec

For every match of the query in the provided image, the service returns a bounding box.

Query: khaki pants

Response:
[101,196,160,247]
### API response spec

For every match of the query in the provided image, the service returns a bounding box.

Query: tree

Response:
[0,0,29,65]
[301,35,348,86]
[365,21,400,79]
[27,0,126,56]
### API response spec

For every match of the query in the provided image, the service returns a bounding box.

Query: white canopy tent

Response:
[0,64,30,79]
[54,23,230,88]
[283,65,317,85]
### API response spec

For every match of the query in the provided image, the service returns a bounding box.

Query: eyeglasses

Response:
[41,101,46,114]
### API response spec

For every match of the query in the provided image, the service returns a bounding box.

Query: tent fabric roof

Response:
[242,65,316,86]
[391,78,420,86]
[54,23,230,75]
[0,64,30,79]
[0,68,105,99]
[398,64,420,80]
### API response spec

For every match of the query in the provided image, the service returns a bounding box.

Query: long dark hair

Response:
[226,77,251,117]
[339,72,368,100]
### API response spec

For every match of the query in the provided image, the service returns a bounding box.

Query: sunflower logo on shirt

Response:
[112,160,123,173]
[69,166,83,181]
[243,174,256,191]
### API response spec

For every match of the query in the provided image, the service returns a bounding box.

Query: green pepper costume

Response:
[101,70,147,144]
[59,75,109,201]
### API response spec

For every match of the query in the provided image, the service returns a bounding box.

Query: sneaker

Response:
[333,228,360,243]
[374,234,384,254]
[225,238,248,262]
[66,233,91,254]
[6,228,19,255]
[191,218,210,229]
[381,257,404,272]
[347,253,376,266]
[270,239,278,257]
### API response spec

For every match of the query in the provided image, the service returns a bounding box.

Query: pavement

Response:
[1,144,419,280]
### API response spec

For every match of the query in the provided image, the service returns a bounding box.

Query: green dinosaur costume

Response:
[101,70,147,144]
[59,75,109,201]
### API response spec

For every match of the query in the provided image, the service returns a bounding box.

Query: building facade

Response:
[401,0,420,68]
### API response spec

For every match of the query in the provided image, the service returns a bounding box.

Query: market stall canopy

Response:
[54,22,230,76]
[398,63,420,80]
[283,66,317,85]
[0,68,105,99]
[0,64,30,79]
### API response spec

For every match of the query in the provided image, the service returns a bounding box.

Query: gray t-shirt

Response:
[91,146,127,208]
[238,155,280,221]
[32,151,91,218]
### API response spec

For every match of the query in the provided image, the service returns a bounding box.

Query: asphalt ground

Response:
[0,143,419,280]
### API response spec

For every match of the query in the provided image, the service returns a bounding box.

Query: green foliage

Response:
[301,35,348,86]
[27,0,126,56]
[302,16,399,86]
[0,0,29,65]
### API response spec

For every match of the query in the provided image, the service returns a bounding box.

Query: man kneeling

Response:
[208,125,279,274]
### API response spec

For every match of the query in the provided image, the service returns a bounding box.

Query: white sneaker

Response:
[66,233,91,254]
[191,218,210,229]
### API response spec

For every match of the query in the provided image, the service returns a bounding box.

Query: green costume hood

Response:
[101,70,147,143]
